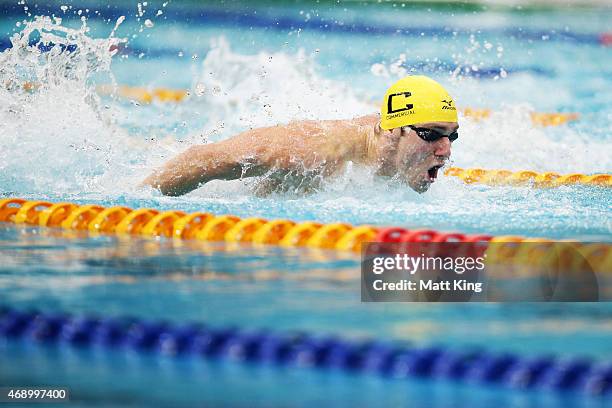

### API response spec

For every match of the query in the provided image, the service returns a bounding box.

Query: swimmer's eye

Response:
[402,126,459,142]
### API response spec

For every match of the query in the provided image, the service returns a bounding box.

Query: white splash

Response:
[0,16,133,194]
[188,37,375,141]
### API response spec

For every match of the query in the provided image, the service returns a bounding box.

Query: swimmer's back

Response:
[223,115,376,171]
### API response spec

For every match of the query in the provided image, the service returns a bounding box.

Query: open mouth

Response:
[427,165,442,182]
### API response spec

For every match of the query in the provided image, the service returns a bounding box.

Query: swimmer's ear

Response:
[375,121,397,136]
[374,121,383,136]
[375,121,400,148]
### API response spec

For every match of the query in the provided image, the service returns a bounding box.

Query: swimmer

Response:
[143,75,459,196]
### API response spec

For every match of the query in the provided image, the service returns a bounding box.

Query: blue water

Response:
[0,0,611,406]
[1,222,612,406]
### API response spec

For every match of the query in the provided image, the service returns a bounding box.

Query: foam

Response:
[0,16,131,194]
[186,37,375,141]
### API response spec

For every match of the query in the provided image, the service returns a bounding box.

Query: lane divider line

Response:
[17,82,580,127]
[445,167,611,188]
[0,198,610,273]
[94,84,581,127]
[460,109,579,127]
[0,306,610,396]
[96,85,189,104]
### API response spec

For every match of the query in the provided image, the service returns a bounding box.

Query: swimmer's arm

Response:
[142,138,268,196]
[142,119,344,196]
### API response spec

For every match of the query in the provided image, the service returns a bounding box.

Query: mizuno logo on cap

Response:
[441,99,456,110]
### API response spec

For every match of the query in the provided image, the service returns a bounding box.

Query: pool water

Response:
[1,222,612,406]
[0,0,611,406]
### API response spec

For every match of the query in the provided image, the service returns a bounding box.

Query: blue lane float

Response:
[0,4,608,46]
[1,306,610,396]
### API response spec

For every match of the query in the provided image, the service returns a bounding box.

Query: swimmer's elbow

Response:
[153,182,185,196]
[142,171,196,196]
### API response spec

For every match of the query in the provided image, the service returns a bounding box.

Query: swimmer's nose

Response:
[433,137,452,159]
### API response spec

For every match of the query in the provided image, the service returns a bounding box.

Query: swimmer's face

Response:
[392,121,458,192]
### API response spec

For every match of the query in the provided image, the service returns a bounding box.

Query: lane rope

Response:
[94,84,580,127]
[445,167,612,188]
[0,306,610,396]
[96,85,189,104]
[460,109,579,127]
[17,82,580,127]
[0,198,609,273]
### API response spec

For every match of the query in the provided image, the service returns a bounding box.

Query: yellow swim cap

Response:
[380,75,458,130]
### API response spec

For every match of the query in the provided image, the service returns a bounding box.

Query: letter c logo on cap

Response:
[387,92,414,114]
